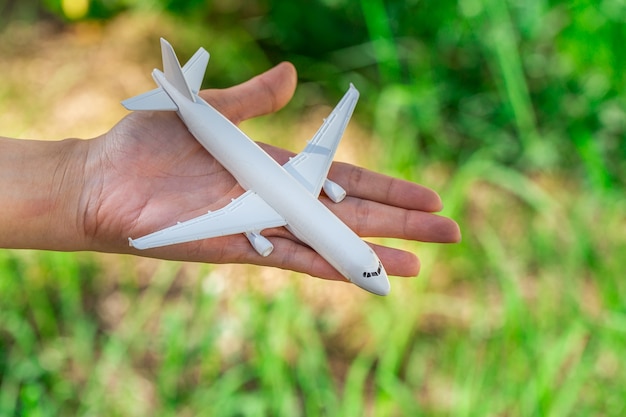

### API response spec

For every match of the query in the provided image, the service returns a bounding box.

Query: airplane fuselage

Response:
[154,71,390,295]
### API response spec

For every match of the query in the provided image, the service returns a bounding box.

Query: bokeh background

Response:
[1,0,625,415]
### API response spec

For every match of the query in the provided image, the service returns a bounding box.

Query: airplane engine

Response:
[245,232,274,257]
[323,179,347,203]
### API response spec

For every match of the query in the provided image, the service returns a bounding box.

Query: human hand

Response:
[78,62,460,281]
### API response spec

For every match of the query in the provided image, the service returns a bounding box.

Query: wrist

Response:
[0,137,90,250]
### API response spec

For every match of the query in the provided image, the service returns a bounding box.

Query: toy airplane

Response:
[124,38,390,296]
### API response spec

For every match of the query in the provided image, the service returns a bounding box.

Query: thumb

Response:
[199,62,298,125]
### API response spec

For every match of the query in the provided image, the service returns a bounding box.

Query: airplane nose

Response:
[368,272,390,296]
[353,269,390,296]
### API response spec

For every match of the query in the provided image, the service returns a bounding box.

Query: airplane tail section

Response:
[160,38,194,102]
[122,38,210,112]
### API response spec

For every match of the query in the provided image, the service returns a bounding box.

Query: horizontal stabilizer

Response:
[182,47,210,94]
[121,87,178,111]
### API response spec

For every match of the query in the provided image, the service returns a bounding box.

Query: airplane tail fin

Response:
[122,38,210,112]
[160,38,194,102]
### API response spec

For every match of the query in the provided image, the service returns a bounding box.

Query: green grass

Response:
[1,182,625,415]
[2,1,626,415]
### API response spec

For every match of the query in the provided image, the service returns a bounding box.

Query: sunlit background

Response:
[1,0,625,415]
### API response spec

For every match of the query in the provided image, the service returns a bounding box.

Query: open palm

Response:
[81,62,460,281]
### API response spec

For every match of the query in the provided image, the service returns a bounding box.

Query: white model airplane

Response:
[124,38,390,296]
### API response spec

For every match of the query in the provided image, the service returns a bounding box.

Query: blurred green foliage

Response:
[1,0,626,415]
[2,0,625,187]
[1,190,626,415]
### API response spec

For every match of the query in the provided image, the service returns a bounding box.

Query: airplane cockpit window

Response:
[362,262,383,278]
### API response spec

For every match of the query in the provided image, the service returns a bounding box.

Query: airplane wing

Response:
[283,84,359,196]
[129,190,287,250]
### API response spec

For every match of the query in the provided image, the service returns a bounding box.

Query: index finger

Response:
[329,162,444,213]
[261,144,445,213]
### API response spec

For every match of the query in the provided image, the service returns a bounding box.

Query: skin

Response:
[0,62,460,282]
